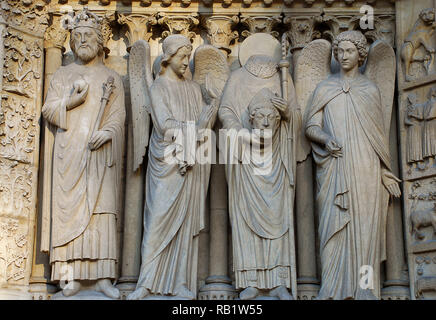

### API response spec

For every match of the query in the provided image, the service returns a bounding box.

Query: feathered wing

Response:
[294,39,332,162]
[364,40,396,137]
[129,40,153,172]
[193,45,230,104]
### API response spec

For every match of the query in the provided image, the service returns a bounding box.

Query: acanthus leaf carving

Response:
[202,15,239,55]
[240,15,281,39]
[118,13,158,47]
[158,13,199,41]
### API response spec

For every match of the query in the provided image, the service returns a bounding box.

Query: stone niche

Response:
[0,0,429,300]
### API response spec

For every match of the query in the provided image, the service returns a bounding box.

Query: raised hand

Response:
[67,80,89,110]
[271,96,290,119]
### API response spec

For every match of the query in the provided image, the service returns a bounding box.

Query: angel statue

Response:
[219,33,300,300]
[301,30,401,300]
[126,34,229,300]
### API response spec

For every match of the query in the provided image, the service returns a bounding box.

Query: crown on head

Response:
[62,7,102,32]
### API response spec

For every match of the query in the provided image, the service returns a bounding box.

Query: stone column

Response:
[284,13,321,300]
[29,16,67,300]
[381,103,410,300]
[198,15,238,300]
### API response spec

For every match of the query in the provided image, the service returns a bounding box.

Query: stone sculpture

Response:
[405,93,425,169]
[127,35,228,300]
[41,8,125,299]
[401,8,436,81]
[303,31,400,299]
[423,87,436,164]
[219,33,299,300]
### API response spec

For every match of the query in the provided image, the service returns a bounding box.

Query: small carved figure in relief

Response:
[41,9,125,299]
[219,33,300,300]
[303,31,400,299]
[401,8,436,81]
[405,93,425,169]
[423,87,436,165]
[126,35,228,300]
[410,199,436,240]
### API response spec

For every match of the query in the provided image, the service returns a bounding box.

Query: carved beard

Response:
[75,44,99,63]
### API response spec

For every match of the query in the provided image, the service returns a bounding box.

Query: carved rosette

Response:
[158,13,199,40]
[202,15,239,54]
[118,13,158,47]
[322,15,360,41]
[284,15,322,51]
[364,14,396,48]
[240,15,281,39]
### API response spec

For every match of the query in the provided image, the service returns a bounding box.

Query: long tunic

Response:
[405,104,424,163]
[219,58,299,296]
[305,74,391,299]
[135,76,210,295]
[423,99,436,158]
[42,63,125,280]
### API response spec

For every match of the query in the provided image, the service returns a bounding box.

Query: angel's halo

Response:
[238,33,282,67]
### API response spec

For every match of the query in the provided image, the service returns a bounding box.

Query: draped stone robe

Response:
[405,102,424,164]
[219,56,299,297]
[423,99,436,159]
[42,63,125,281]
[305,74,391,300]
[135,76,211,296]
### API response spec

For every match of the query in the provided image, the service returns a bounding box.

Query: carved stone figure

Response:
[303,31,401,299]
[410,199,436,240]
[219,33,299,300]
[127,35,228,300]
[41,9,125,299]
[405,93,425,168]
[400,8,436,81]
[423,87,436,164]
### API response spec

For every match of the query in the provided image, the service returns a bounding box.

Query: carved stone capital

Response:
[158,13,199,40]
[202,15,239,54]
[43,17,68,50]
[364,14,396,48]
[99,12,116,50]
[240,15,281,39]
[118,13,158,47]
[284,15,322,51]
[322,15,360,41]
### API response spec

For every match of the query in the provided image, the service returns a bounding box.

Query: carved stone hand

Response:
[89,130,112,150]
[381,169,401,198]
[325,138,343,158]
[271,96,291,120]
[67,82,89,110]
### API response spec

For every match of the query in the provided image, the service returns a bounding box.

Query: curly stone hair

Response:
[333,30,368,67]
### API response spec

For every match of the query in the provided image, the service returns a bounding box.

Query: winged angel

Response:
[126,35,229,300]
[296,30,401,300]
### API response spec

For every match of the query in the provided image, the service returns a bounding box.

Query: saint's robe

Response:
[219,56,299,297]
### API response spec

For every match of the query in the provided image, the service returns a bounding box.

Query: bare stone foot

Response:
[62,280,81,297]
[239,287,259,300]
[96,279,120,299]
[270,286,293,300]
[126,287,150,300]
[175,284,196,300]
